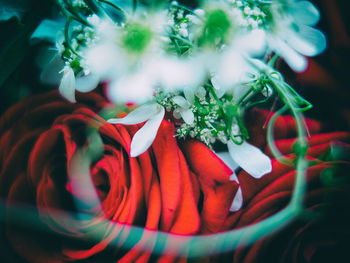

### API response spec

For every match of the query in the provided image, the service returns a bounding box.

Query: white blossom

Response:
[108,103,165,157]
[58,65,100,103]
[265,0,326,72]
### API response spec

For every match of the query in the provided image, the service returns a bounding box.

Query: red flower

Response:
[0,91,349,263]
[216,109,350,263]
[0,91,238,262]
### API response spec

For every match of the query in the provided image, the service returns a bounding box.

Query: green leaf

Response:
[0,1,51,88]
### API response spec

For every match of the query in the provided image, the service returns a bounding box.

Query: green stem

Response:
[84,0,108,18]
[171,3,203,20]
[268,53,279,67]
[98,0,127,17]
[267,75,309,210]
[167,33,193,47]
[60,0,92,26]
[237,86,254,105]
[266,105,293,165]
[64,18,83,58]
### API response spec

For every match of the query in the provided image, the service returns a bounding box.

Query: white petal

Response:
[215,151,243,211]
[179,108,194,125]
[228,140,272,178]
[292,1,320,26]
[234,29,267,56]
[75,73,100,92]
[286,25,326,57]
[184,88,195,104]
[85,43,122,79]
[215,151,239,172]
[108,103,159,125]
[130,106,165,157]
[248,58,272,73]
[152,56,204,91]
[211,75,226,98]
[215,50,255,89]
[268,36,307,72]
[107,72,154,104]
[195,86,206,100]
[228,170,243,212]
[172,96,190,109]
[59,66,76,103]
[230,187,243,212]
[40,54,65,85]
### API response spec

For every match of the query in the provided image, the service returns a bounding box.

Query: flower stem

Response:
[98,0,127,17]
[64,18,83,59]
[84,0,108,18]
[171,3,203,20]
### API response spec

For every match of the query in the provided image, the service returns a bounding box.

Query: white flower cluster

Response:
[53,0,326,211]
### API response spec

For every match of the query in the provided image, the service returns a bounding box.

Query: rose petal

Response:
[265,132,350,156]
[200,180,239,233]
[215,151,239,172]
[152,121,200,234]
[182,140,234,185]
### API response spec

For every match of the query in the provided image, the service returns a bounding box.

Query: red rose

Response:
[214,109,350,263]
[0,91,238,263]
[1,91,349,263]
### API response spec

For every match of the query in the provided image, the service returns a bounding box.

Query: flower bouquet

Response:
[0,0,350,262]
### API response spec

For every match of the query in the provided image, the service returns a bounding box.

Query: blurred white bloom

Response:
[84,12,204,104]
[208,29,266,96]
[108,103,165,157]
[265,0,326,72]
[150,56,205,92]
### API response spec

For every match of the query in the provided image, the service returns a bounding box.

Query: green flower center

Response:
[121,23,154,55]
[199,9,232,47]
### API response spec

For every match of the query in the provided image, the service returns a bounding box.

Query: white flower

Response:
[227,140,271,179]
[84,13,204,104]
[59,66,76,102]
[195,29,266,98]
[265,0,326,72]
[216,140,272,211]
[108,103,165,157]
[172,96,195,124]
[58,65,99,103]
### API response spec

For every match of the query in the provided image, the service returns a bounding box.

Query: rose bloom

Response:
[0,91,238,262]
[0,91,349,263]
[220,109,350,263]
